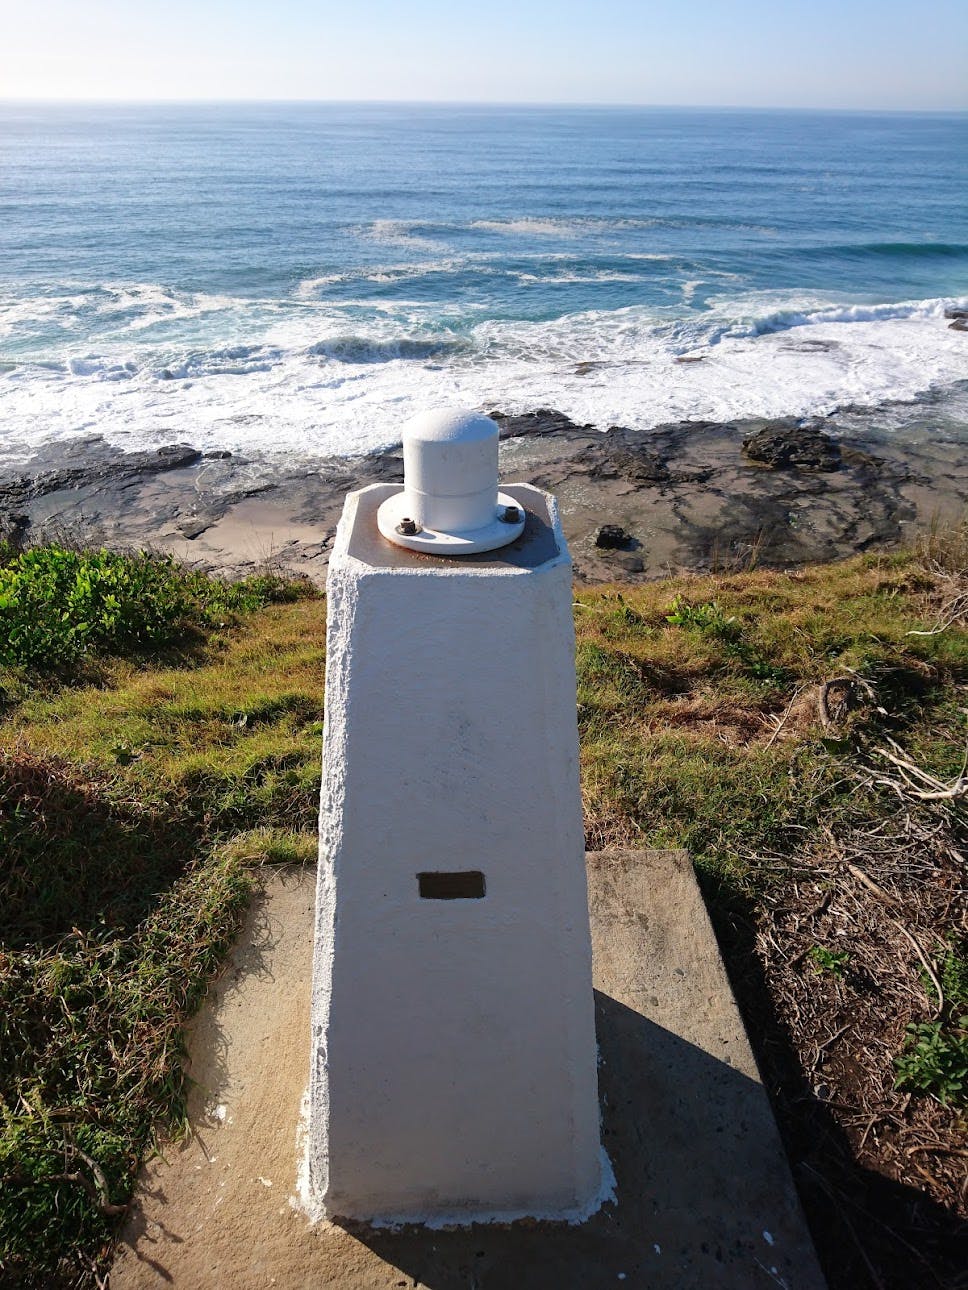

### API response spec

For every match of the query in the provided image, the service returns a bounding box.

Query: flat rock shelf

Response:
[111,851,825,1290]
[3,408,967,585]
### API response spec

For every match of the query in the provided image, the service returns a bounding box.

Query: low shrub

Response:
[0,546,311,672]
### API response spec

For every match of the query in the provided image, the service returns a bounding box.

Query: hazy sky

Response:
[2,0,966,109]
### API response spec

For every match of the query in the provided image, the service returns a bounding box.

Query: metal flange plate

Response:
[376,489,527,554]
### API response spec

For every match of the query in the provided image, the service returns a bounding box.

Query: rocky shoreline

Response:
[1,408,966,583]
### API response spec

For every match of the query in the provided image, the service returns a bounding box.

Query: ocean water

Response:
[1,103,967,464]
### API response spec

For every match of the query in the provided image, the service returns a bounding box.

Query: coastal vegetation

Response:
[0,531,965,1287]
[0,544,306,672]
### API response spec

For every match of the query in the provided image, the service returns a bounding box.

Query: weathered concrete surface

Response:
[112,853,826,1289]
[311,483,601,1224]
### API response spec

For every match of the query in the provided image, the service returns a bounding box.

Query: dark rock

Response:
[573,424,673,485]
[948,318,968,332]
[491,409,595,440]
[595,524,631,549]
[363,453,405,481]
[582,448,670,484]
[607,448,669,484]
[3,403,963,588]
[177,518,212,540]
[778,338,839,354]
[841,446,884,472]
[614,553,644,573]
[204,450,233,459]
[742,426,842,472]
[0,512,30,548]
[152,444,202,470]
[0,442,205,509]
[943,307,968,320]
[674,354,705,364]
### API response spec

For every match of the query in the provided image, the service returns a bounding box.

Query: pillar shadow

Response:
[696,871,968,1290]
[333,985,966,1289]
[0,754,197,947]
[332,991,823,1290]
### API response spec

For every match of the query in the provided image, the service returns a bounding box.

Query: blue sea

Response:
[1,103,967,464]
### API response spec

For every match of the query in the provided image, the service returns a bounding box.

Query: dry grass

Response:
[571,545,967,1288]
[915,513,968,578]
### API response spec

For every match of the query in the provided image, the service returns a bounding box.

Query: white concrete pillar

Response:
[307,410,604,1225]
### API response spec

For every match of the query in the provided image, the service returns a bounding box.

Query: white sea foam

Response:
[2,292,966,464]
[681,280,703,304]
[66,357,138,381]
[0,294,89,338]
[471,218,588,238]
[293,252,699,300]
[468,216,776,238]
[0,283,245,345]
[361,219,453,252]
[295,257,502,297]
[294,272,355,298]
[731,294,954,336]
[514,270,650,285]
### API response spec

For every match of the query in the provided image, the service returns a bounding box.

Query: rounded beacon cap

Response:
[376,407,525,555]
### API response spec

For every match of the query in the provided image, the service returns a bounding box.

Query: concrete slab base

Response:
[111,851,826,1290]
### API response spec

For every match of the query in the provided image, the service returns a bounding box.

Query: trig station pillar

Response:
[307,408,603,1224]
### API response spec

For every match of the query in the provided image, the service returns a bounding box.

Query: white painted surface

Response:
[376,488,526,555]
[309,481,603,1224]
[376,408,525,553]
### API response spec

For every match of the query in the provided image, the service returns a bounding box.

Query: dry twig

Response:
[905,590,968,638]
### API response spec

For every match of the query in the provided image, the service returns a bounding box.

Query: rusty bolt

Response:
[501,506,521,524]
[396,517,420,536]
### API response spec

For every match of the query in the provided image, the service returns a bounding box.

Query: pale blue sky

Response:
[2,0,965,109]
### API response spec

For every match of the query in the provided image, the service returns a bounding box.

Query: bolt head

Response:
[501,506,521,524]
[396,517,420,536]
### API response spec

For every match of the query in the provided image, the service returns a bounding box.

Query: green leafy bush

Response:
[0,547,309,671]
[666,597,740,639]
[937,943,968,1010]
[808,945,851,977]
[894,1017,968,1107]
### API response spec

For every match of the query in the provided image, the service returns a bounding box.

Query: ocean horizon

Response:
[2,102,967,465]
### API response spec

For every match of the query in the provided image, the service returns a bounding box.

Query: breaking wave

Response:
[2,283,967,463]
[798,241,968,261]
[307,335,471,363]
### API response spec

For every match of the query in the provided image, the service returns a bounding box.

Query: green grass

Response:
[0,550,324,1286]
[0,844,255,1278]
[0,542,966,1285]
